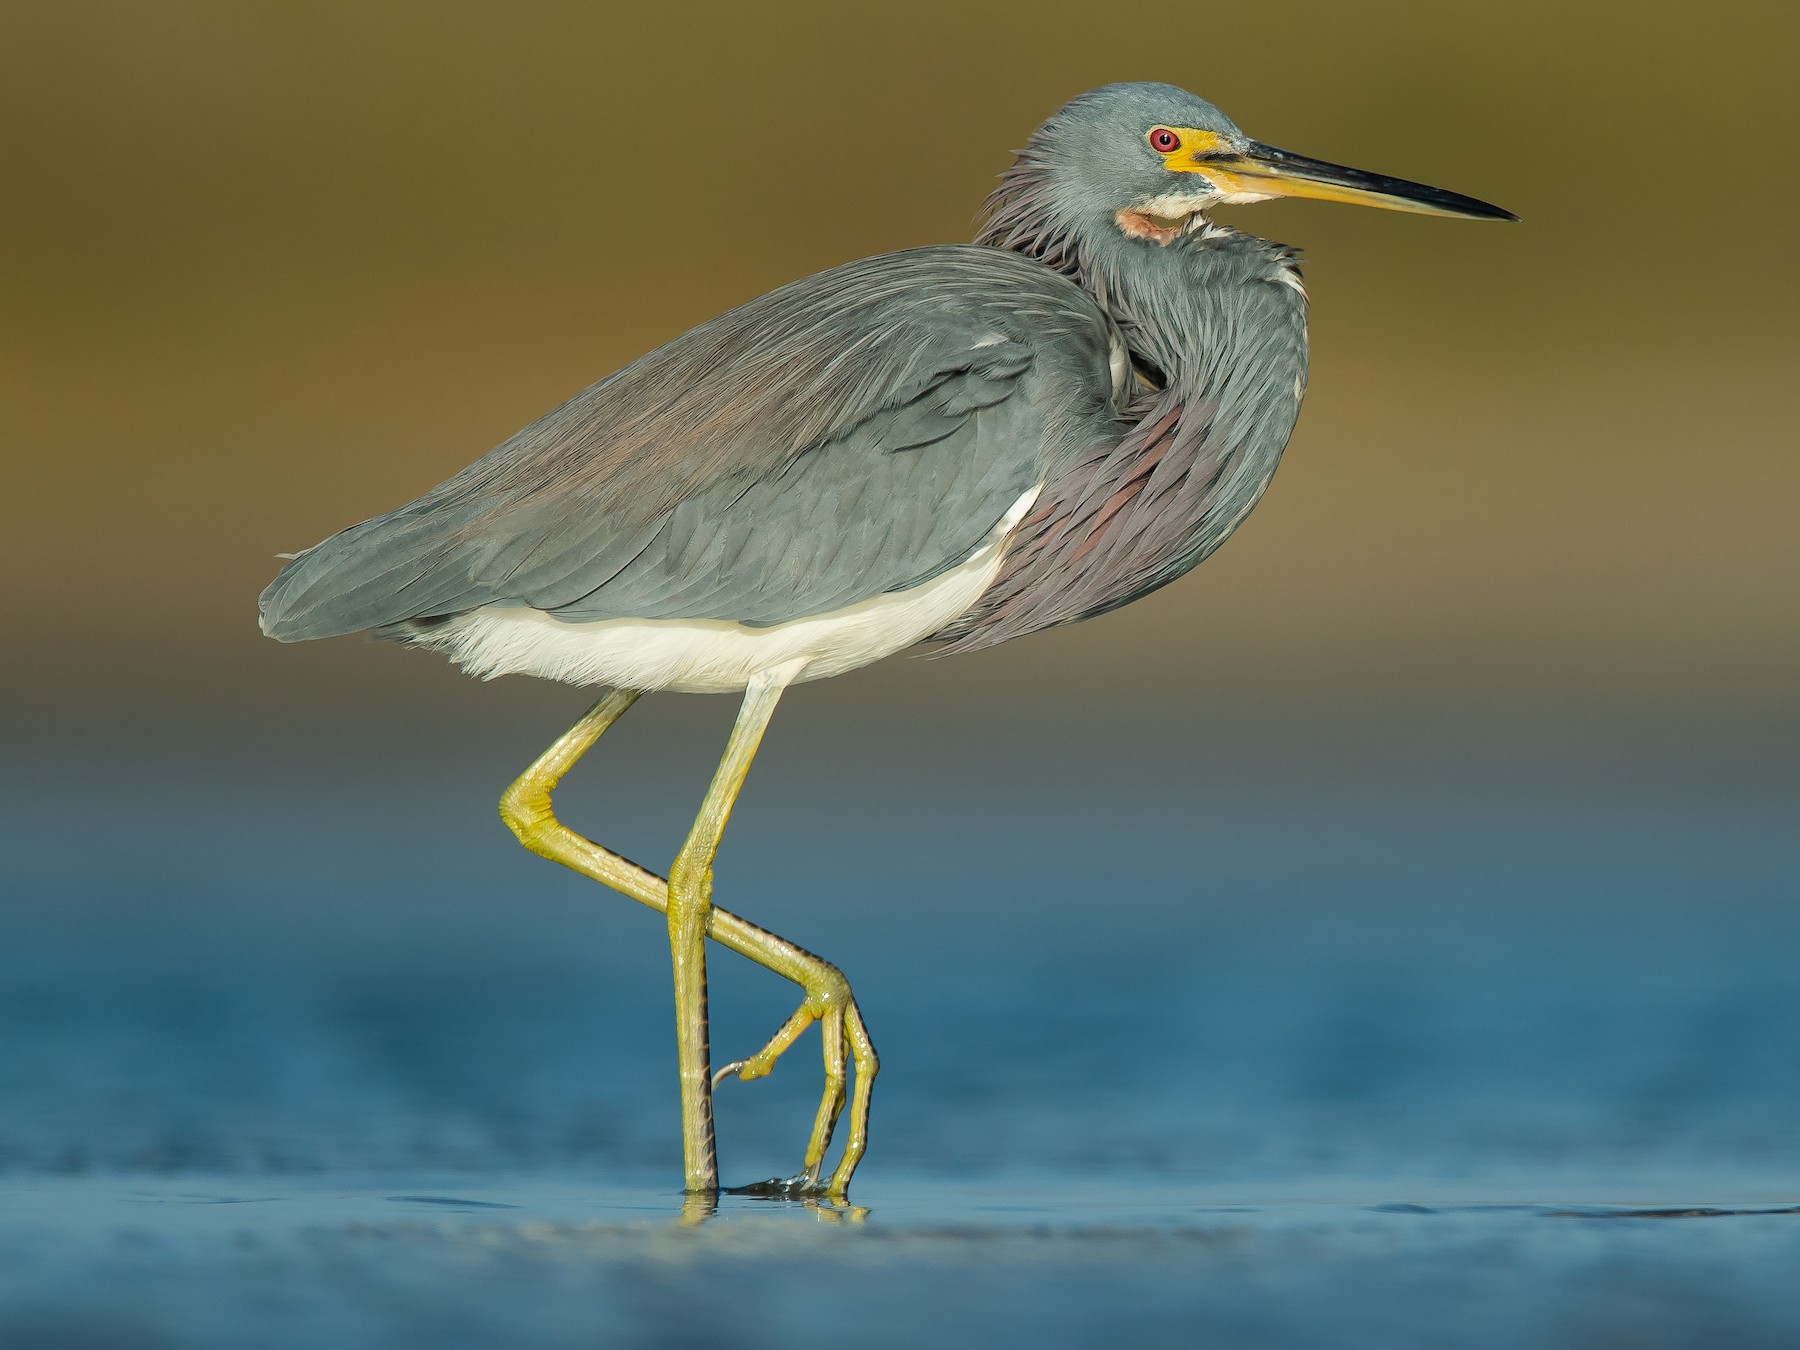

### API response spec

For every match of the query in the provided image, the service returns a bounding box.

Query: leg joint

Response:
[668,855,711,903]
[804,964,852,1016]
[666,858,715,937]
[499,783,552,846]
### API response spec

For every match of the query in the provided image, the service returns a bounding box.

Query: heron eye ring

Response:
[1148,128,1181,153]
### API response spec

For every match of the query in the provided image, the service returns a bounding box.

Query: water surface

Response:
[4,728,1796,1347]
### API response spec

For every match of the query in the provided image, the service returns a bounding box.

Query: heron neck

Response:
[981,210,1307,399]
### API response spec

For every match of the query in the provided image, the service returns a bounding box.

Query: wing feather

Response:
[260,246,1114,641]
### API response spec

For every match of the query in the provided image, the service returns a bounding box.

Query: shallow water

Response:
[9,1175,1800,1350]
[4,724,1797,1347]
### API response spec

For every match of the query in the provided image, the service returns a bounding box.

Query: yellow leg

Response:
[663,672,790,1191]
[714,973,877,1193]
[498,685,879,1197]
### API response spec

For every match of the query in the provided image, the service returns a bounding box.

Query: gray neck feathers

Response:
[939,155,1312,641]
[976,156,1308,407]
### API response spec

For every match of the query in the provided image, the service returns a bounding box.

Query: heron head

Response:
[1009,82,1515,248]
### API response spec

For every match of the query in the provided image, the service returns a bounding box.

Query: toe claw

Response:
[712,1060,746,1089]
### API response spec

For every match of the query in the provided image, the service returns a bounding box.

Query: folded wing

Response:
[259,246,1116,641]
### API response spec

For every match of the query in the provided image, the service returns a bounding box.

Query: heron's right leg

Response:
[498,691,878,1197]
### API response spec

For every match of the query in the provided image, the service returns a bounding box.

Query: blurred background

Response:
[6,0,1797,722]
[2,2,1797,1345]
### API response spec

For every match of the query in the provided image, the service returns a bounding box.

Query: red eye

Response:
[1148,128,1181,153]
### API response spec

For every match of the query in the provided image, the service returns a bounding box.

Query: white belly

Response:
[413,488,1039,694]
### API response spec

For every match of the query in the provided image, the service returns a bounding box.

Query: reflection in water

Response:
[678,1190,717,1227]
[681,1187,870,1227]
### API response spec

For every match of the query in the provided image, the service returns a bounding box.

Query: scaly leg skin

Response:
[498,683,879,1199]
[662,670,793,1192]
[715,970,879,1196]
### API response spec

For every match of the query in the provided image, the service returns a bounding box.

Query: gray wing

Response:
[259,246,1117,640]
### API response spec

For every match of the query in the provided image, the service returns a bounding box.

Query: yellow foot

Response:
[713,966,878,1197]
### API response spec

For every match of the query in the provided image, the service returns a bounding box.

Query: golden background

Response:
[3,0,1794,741]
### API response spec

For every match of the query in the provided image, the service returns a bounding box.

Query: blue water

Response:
[4,712,1797,1347]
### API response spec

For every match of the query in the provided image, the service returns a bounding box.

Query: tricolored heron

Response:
[260,82,1513,1198]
